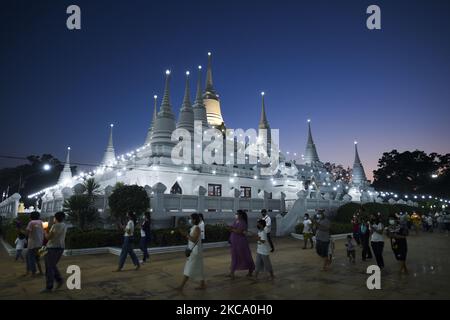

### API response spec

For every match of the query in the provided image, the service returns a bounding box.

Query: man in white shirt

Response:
[261,209,274,252]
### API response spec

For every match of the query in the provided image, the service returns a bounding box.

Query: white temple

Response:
[28,53,390,232]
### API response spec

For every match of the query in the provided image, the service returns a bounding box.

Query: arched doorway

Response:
[170,182,182,194]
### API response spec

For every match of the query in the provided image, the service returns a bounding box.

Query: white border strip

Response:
[1,238,229,257]
[291,233,352,240]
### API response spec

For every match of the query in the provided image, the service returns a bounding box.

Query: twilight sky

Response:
[1,0,450,181]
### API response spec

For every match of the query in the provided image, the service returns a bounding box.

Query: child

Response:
[15,233,27,262]
[345,235,356,263]
[255,219,274,280]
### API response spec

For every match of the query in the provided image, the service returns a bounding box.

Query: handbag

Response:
[37,246,48,257]
[185,240,199,258]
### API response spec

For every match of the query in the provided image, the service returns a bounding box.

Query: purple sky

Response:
[1,0,449,181]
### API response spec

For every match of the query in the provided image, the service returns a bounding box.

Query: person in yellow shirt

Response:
[411,212,421,235]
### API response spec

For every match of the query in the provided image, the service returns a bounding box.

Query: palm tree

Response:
[63,178,101,230]
[63,195,98,230]
[82,178,101,201]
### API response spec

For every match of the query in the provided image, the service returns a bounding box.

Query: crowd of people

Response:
[342,210,450,275]
[15,210,68,292]
[10,207,450,293]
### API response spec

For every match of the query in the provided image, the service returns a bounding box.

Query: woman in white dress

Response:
[177,213,206,291]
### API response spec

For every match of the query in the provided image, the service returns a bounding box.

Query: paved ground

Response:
[0,232,449,300]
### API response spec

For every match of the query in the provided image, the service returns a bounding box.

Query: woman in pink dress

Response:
[228,210,255,279]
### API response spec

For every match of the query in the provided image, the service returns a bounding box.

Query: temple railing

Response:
[0,193,21,219]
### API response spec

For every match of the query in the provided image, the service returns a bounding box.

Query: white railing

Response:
[0,193,21,219]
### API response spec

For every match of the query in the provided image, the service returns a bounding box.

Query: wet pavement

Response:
[0,232,449,300]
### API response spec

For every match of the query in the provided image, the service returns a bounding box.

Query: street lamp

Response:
[18,165,53,195]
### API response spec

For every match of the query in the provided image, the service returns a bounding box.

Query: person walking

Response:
[437,213,445,233]
[411,212,421,235]
[25,211,44,276]
[387,214,408,274]
[139,212,151,264]
[228,210,255,279]
[370,214,385,269]
[444,212,450,235]
[261,209,274,252]
[359,219,373,261]
[426,215,434,233]
[351,214,361,246]
[14,233,27,262]
[345,235,356,264]
[41,211,67,293]
[254,219,274,280]
[177,213,206,291]
[115,212,140,272]
[302,213,314,249]
[314,210,332,271]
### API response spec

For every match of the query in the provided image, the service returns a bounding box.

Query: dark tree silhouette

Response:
[0,154,77,206]
[372,150,450,198]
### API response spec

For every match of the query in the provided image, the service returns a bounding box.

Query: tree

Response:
[0,154,77,206]
[63,194,99,231]
[323,162,352,183]
[62,177,101,230]
[108,184,150,224]
[81,178,101,202]
[372,150,450,198]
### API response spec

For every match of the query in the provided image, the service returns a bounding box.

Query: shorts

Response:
[255,253,273,273]
[316,240,329,258]
[303,232,312,240]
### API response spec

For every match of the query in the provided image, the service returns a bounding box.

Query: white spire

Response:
[58,147,73,185]
[258,91,270,130]
[145,95,158,144]
[204,52,217,98]
[352,141,367,185]
[202,52,225,127]
[102,124,116,167]
[151,70,176,158]
[303,120,320,164]
[193,65,209,130]
[176,71,194,134]
[258,91,271,157]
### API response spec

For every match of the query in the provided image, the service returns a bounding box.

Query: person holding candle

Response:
[41,211,67,293]
[176,213,205,291]
[25,211,44,276]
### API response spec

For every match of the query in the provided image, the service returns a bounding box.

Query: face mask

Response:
[304,217,309,220]
[389,220,395,226]
[316,215,322,220]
